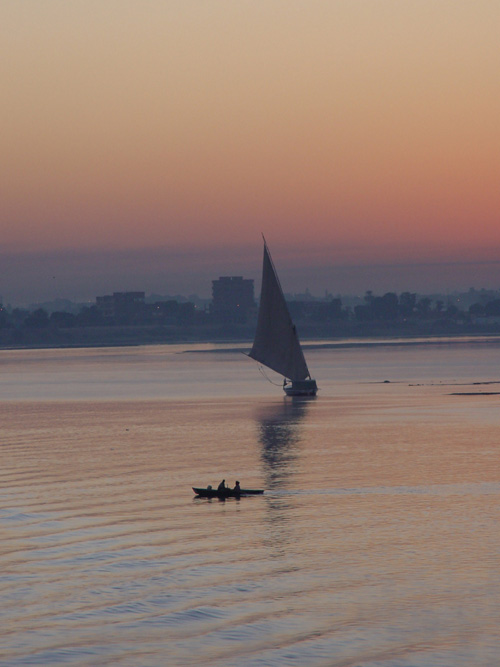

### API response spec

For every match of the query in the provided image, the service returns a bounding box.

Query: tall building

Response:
[211,276,255,323]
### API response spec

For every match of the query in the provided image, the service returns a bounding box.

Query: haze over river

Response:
[2,338,500,666]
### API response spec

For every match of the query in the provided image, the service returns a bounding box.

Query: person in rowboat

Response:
[217,479,226,492]
[233,481,241,493]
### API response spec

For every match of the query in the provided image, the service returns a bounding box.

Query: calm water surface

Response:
[2,339,500,666]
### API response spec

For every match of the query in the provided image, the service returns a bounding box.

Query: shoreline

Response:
[2,330,500,354]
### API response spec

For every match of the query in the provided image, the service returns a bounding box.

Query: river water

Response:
[2,338,500,666]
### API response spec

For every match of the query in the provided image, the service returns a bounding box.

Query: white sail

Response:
[249,241,310,381]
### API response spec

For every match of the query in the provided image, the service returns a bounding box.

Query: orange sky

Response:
[1,1,500,301]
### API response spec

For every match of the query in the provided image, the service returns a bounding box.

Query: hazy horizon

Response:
[3,247,500,307]
[2,2,499,305]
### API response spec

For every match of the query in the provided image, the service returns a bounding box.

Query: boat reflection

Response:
[256,397,312,556]
[257,397,311,491]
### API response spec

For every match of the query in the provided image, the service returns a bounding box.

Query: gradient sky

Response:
[2,1,500,304]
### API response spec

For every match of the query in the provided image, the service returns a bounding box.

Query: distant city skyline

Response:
[2,2,500,306]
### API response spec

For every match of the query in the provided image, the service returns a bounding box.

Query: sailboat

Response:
[248,237,318,396]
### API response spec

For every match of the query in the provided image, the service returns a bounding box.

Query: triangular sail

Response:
[249,241,310,381]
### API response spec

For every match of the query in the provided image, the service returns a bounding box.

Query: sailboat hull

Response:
[284,379,318,396]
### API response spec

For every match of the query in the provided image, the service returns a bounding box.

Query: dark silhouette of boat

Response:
[192,486,264,498]
[248,237,318,396]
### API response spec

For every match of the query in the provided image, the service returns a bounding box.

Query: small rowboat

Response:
[192,487,264,498]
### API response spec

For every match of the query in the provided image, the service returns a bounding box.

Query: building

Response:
[211,276,255,323]
[95,291,145,321]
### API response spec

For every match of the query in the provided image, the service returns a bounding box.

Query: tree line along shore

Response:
[2,289,500,350]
